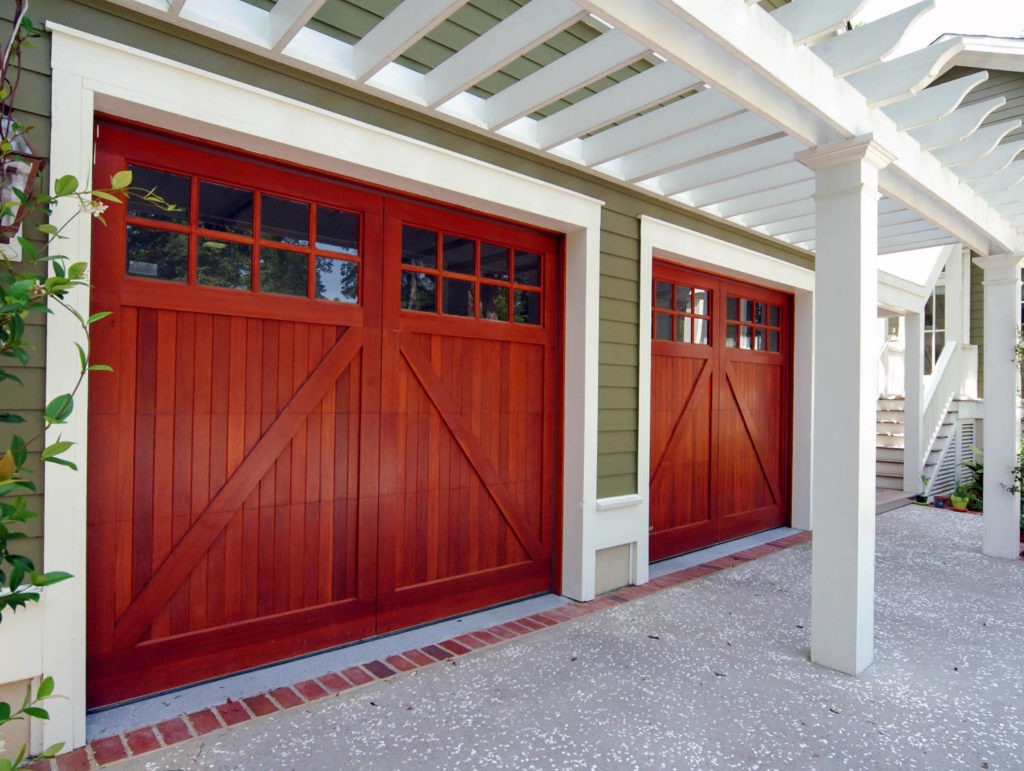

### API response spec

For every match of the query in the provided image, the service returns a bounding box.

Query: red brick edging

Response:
[28,531,812,770]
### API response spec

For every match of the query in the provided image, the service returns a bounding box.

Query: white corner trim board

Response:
[45,23,605,751]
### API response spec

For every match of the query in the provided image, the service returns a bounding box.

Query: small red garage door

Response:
[649,262,792,561]
[87,122,560,706]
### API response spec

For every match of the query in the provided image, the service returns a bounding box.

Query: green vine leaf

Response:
[52,175,78,197]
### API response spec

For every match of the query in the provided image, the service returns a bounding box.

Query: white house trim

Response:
[637,216,816,534]
[38,23,607,750]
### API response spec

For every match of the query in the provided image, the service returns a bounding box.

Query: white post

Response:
[903,311,924,494]
[973,254,1023,560]
[798,136,894,676]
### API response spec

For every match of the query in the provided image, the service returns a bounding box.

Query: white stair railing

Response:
[920,342,959,470]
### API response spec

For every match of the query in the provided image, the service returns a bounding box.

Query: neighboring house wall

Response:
[25,0,812,499]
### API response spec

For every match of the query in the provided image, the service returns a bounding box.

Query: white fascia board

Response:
[879,269,929,311]
[935,35,1024,76]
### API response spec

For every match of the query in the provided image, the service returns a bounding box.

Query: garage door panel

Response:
[89,123,559,705]
[650,263,791,561]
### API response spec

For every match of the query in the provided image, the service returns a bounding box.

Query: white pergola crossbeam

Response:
[621,114,782,182]
[268,0,327,54]
[712,179,815,218]
[845,36,963,107]
[881,71,988,130]
[932,120,1021,167]
[770,0,868,46]
[658,136,804,196]
[759,213,815,238]
[908,96,1005,150]
[484,30,648,130]
[811,1,933,78]
[179,0,268,46]
[534,62,700,149]
[424,0,588,107]
[683,163,811,208]
[581,88,740,166]
[956,139,1024,180]
[973,162,1024,194]
[734,198,814,229]
[352,0,469,81]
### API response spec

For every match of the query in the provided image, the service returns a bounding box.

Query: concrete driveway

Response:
[93,506,1024,770]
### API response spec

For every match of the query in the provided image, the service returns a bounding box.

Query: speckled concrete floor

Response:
[114,507,1024,770]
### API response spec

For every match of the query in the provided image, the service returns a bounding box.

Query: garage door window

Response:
[653,279,711,344]
[400,225,542,324]
[125,164,362,302]
[725,295,782,352]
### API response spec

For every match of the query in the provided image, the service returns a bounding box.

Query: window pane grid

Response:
[400,226,543,325]
[652,279,711,345]
[124,165,362,303]
[725,293,782,352]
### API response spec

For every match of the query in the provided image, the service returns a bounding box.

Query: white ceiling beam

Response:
[535,63,700,150]
[878,208,923,227]
[733,198,814,228]
[774,227,816,245]
[484,30,648,130]
[956,139,1024,180]
[268,0,327,54]
[983,184,1024,207]
[879,197,907,215]
[932,120,1021,167]
[771,0,868,46]
[620,113,782,181]
[759,213,815,237]
[973,162,1024,194]
[683,163,811,208]
[659,135,804,196]
[424,0,588,107]
[352,0,470,82]
[811,1,933,78]
[880,229,954,250]
[169,0,187,14]
[908,96,1005,151]
[845,37,963,107]
[881,71,988,130]
[581,88,740,166]
[879,218,937,237]
[179,0,268,46]
[712,179,815,218]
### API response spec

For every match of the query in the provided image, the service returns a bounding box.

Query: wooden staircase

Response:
[875,395,952,492]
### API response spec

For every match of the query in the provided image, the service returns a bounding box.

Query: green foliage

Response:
[0,3,174,765]
[0,677,64,769]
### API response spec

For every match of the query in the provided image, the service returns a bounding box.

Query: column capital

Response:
[796,134,896,173]
[973,253,1024,273]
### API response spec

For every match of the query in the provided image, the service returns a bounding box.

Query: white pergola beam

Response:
[909,96,1005,150]
[169,0,187,14]
[932,119,1021,167]
[352,0,469,81]
[484,30,648,129]
[621,113,780,182]
[957,139,1024,180]
[658,135,804,196]
[424,0,587,107]
[268,0,327,54]
[771,0,868,46]
[734,198,814,229]
[179,0,268,46]
[581,88,740,166]
[881,71,988,130]
[535,62,700,150]
[683,162,811,208]
[712,178,815,218]
[759,213,815,237]
[973,161,1024,194]
[845,37,964,108]
[811,1,933,78]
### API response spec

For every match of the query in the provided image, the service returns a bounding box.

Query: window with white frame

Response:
[923,278,945,375]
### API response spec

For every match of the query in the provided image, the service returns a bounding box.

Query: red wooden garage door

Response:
[87,122,560,706]
[649,262,791,561]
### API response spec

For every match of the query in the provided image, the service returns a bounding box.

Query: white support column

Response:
[798,135,895,676]
[903,311,924,494]
[973,254,1023,560]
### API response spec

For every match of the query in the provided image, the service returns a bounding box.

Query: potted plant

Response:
[914,474,929,505]
[950,482,970,511]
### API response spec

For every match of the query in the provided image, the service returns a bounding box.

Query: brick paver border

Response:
[26,531,813,770]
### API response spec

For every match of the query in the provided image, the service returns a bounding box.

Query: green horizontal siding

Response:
[970,259,985,396]
[27,0,812,504]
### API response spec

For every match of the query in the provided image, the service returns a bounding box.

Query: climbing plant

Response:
[0,2,172,766]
